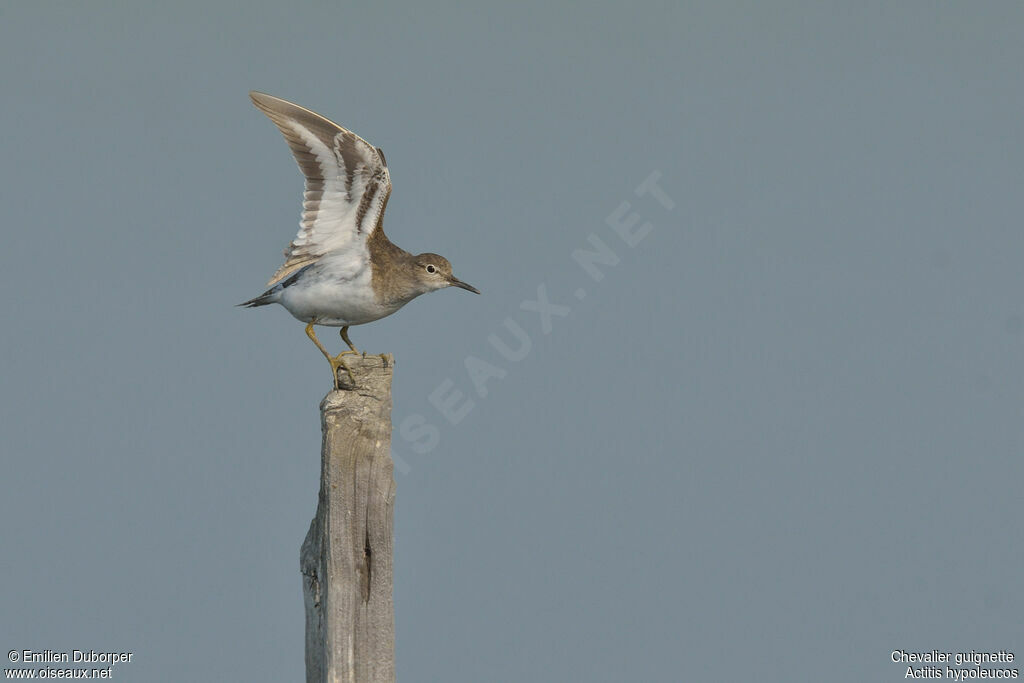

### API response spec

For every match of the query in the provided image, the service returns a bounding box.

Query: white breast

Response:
[278,252,401,326]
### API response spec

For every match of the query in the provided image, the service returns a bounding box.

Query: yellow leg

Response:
[339,326,359,353]
[334,326,362,374]
[305,321,355,388]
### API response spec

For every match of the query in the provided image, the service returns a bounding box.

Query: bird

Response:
[239,92,479,389]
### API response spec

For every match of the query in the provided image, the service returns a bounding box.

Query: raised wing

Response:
[250,91,392,286]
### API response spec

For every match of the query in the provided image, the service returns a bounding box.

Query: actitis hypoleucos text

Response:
[240,92,479,388]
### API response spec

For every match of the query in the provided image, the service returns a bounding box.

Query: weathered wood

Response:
[301,354,396,683]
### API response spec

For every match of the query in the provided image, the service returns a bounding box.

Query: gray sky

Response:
[2,2,1022,681]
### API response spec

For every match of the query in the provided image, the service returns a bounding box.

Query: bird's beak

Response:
[448,276,480,294]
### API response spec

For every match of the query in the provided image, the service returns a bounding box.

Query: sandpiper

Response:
[240,92,479,388]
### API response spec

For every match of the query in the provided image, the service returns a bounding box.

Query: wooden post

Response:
[301,354,396,683]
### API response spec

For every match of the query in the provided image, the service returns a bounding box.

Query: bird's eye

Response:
[426,264,436,274]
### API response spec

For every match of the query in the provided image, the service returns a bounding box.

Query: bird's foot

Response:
[329,350,359,389]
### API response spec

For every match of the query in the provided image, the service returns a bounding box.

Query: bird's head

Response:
[412,253,480,295]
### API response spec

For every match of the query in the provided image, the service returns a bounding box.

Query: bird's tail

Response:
[237,289,277,308]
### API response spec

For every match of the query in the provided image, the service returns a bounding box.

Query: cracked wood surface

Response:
[301,354,396,683]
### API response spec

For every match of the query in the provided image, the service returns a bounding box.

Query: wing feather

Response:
[249,91,392,286]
